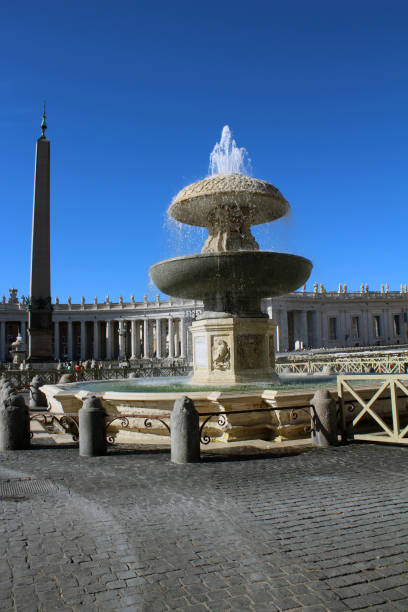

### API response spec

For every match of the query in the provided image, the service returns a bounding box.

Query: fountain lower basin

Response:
[39,375,400,446]
[40,375,337,445]
[150,251,312,316]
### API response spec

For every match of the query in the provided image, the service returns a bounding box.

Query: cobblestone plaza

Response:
[1,440,408,611]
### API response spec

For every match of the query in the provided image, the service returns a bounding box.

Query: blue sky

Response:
[1,0,408,301]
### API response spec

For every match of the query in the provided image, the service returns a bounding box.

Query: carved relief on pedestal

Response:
[237,334,263,370]
[212,337,231,371]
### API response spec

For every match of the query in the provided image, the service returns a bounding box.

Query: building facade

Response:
[265,285,408,352]
[1,285,408,363]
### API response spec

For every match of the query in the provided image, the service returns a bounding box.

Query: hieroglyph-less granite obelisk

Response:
[27,106,54,362]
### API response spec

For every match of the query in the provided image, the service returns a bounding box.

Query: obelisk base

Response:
[27,310,54,363]
[190,317,279,385]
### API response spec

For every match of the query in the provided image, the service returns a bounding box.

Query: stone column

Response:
[365,311,371,346]
[180,317,187,359]
[106,321,113,360]
[278,310,288,351]
[358,311,365,345]
[274,310,281,352]
[335,312,342,346]
[342,311,347,346]
[130,320,137,359]
[67,321,73,361]
[321,313,328,347]
[80,321,86,361]
[21,321,27,346]
[118,320,125,360]
[155,319,162,359]
[383,309,391,343]
[314,311,322,347]
[390,311,397,342]
[93,321,99,360]
[175,320,181,357]
[0,321,5,362]
[135,321,141,357]
[54,321,60,360]
[143,319,149,358]
[300,311,308,347]
[168,318,174,358]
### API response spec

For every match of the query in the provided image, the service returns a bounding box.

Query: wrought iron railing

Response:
[29,405,315,447]
[276,355,408,375]
[197,406,313,445]
[0,365,191,391]
[104,414,171,444]
[29,411,79,442]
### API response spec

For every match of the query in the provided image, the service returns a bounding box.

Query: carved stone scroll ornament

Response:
[202,204,260,253]
[212,337,231,371]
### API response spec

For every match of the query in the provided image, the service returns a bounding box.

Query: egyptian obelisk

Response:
[27,105,54,362]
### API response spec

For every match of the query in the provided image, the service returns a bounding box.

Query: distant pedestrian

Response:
[74,361,83,380]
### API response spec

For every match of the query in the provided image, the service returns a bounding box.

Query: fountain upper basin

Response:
[150,251,312,316]
[169,173,290,227]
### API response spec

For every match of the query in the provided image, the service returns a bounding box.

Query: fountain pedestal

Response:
[190,316,278,385]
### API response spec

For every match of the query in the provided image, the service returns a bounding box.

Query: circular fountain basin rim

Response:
[46,374,338,396]
[149,251,313,301]
[150,250,312,266]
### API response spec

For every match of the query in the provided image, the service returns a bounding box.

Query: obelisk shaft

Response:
[27,135,53,362]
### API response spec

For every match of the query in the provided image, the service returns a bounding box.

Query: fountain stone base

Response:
[190,317,279,385]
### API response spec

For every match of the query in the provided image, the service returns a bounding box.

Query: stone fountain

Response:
[151,126,312,384]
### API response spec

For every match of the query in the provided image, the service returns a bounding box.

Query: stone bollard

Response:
[1,382,14,402]
[0,390,30,451]
[310,389,338,447]
[29,376,48,410]
[170,396,200,464]
[79,396,107,457]
[58,373,75,384]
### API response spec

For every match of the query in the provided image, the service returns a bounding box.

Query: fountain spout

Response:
[209,125,250,176]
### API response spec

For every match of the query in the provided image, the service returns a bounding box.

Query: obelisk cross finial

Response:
[41,101,47,138]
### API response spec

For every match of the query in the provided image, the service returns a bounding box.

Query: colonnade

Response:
[1,295,408,362]
[52,316,190,362]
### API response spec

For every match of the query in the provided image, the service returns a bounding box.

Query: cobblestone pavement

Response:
[1,441,408,611]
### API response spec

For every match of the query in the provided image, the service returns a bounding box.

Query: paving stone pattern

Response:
[1,443,408,611]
